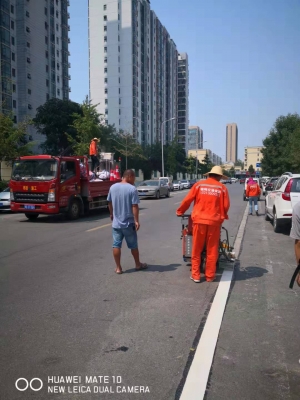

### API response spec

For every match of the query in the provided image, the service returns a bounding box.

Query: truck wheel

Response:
[67,199,80,220]
[25,213,39,221]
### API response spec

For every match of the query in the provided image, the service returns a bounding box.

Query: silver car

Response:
[137,180,170,199]
[0,188,11,211]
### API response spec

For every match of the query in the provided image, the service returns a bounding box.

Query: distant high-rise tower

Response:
[0,0,70,148]
[226,123,238,162]
[177,53,189,152]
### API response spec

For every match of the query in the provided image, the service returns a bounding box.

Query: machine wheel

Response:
[166,190,170,198]
[155,191,160,199]
[25,213,39,221]
[67,199,80,220]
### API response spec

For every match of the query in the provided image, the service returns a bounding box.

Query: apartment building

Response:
[188,149,222,165]
[244,146,263,174]
[89,0,180,146]
[0,0,70,148]
[177,52,189,151]
[186,126,203,152]
[226,123,238,163]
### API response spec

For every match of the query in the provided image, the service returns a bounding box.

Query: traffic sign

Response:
[256,163,261,167]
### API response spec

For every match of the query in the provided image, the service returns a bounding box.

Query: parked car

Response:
[221,179,232,184]
[243,178,260,201]
[0,188,11,211]
[173,180,184,191]
[265,172,300,232]
[137,180,170,199]
[263,177,279,196]
[189,179,197,187]
[180,180,191,189]
[240,178,246,184]
[231,178,238,183]
[159,177,173,191]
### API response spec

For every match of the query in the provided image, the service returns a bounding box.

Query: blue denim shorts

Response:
[112,224,138,249]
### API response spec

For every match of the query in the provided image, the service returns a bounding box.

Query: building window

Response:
[45,36,48,44]
[46,79,49,87]
[26,26,30,32]
[105,119,108,124]
[118,35,120,42]
[119,77,120,84]
[57,76,60,83]
[103,15,107,21]
[46,93,50,100]
[28,89,31,95]
[105,99,108,104]
[45,22,48,30]
[104,36,107,42]
[56,10,59,18]
[119,98,121,104]
[11,4,14,13]
[45,7,48,15]
[26,11,30,17]
[105,88,108,94]
[104,4,107,10]
[45,51,48,58]
[104,47,107,52]
[11,36,15,45]
[104,78,107,83]
[28,104,32,109]
[104,26,107,31]
[57,89,60,96]
[118,46,120,52]
[13,100,16,108]
[46,65,49,72]
[119,88,120,94]
[27,57,31,63]
[56,37,59,44]
[104,67,107,73]
[57,50,59,57]
[118,14,120,20]
[12,68,16,77]
[27,42,30,48]
[105,109,108,114]
[12,52,15,61]
[13,116,17,123]
[57,63,60,70]
[12,84,16,92]
[119,109,121,115]
[56,23,59,31]
[11,20,14,29]
[104,57,107,63]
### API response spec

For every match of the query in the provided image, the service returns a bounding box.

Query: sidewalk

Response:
[205,203,300,400]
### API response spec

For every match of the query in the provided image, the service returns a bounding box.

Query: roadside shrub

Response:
[0,180,9,191]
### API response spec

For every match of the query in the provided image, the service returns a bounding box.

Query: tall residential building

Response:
[0,0,70,148]
[187,126,203,152]
[89,0,178,146]
[244,146,263,175]
[177,52,189,151]
[188,149,222,165]
[226,123,238,163]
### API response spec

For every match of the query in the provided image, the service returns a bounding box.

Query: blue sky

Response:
[69,0,300,160]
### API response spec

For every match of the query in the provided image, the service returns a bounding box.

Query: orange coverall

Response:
[89,141,97,156]
[177,177,230,281]
[246,183,261,198]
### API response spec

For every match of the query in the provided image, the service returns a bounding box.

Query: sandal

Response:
[135,263,148,271]
[115,269,123,275]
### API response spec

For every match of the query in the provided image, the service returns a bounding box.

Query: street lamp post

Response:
[161,117,176,177]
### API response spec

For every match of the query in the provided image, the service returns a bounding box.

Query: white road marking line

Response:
[174,201,182,205]
[180,204,249,400]
[86,213,145,232]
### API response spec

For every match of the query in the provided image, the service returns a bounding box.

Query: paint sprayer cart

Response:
[179,214,235,272]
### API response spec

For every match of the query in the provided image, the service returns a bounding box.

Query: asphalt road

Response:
[0,183,245,400]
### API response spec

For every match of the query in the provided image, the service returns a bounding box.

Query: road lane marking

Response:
[174,201,182,205]
[86,213,145,232]
[180,204,249,400]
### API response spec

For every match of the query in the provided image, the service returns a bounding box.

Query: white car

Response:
[265,172,300,232]
[180,180,191,189]
[173,180,184,190]
[0,188,11,211]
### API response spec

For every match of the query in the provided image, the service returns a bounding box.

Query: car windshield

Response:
[173,180,179,184]
[11,159,58,181]
[2,188,9,192]
[139,181,159,187]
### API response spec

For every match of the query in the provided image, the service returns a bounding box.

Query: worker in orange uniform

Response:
[176,166,230,283]
[246,177,261,216]
[89,137,100,173]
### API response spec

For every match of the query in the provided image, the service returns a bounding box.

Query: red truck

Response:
[9,155,120,220]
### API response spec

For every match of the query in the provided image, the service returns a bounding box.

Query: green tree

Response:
[0,113,33,162]
[229,166,236,176]
[184,155,196,176]
[165,136,186,177]
[68,98,113,155]
[235,159,244,169]
[248,164,255,174]
[200,153,212,174]
[33,98,83,155]
[110,131,145,170]
[261,113,300,175]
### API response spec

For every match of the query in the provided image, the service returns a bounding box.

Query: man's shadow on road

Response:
[124,263,181,274]
[233,261,269,281]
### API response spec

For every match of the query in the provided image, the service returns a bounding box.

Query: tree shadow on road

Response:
[124,263,181,274]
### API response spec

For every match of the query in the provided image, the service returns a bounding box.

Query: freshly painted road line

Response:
[86,213,145,232]
[180,204,249,400]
